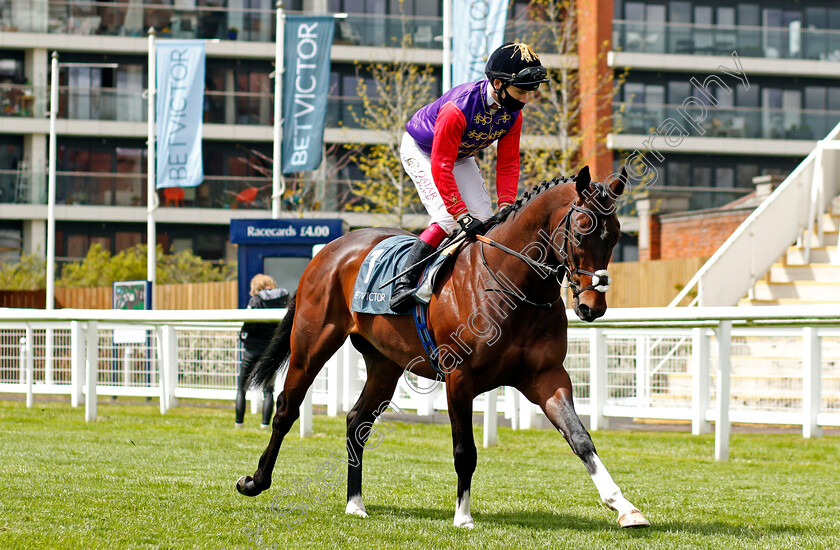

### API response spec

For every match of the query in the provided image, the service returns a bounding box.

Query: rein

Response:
[476,201,611,308]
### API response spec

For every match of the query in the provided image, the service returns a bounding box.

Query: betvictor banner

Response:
[282,16,335,174]
[156,40,205,188]
[452,0,508,87]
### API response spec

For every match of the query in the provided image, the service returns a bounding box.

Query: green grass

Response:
[0,399,838,550]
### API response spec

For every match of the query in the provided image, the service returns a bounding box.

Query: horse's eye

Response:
[573,232,583,242]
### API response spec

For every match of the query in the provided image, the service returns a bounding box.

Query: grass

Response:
[0,399,838,550]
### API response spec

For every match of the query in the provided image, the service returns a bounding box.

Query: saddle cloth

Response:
[351,235,453,316]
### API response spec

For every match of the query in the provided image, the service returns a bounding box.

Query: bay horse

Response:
[236,166,649,529]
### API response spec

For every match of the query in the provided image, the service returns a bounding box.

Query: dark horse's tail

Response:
[248,292,297,390]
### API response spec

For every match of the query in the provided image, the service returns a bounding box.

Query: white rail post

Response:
[162,325,178,410]
[483,390,498,447]
[505,387,520,430]
[45,327,54,385]
[327,343,344,416]
[691,327,711,434]
[85,321,98,422]
[18,336,25,384]
[70,321,84,407]
[156,326,167,414]
[25,325,34,408]
[300,387,313,438]
[123,346,133,387]
[802,327,822,438]
[635,334,647,406]
[589,327,607,431]
[714,321,731,461]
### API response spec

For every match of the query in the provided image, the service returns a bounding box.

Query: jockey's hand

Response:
[457,213,484,236]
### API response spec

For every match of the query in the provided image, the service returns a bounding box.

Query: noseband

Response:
[477,202,611,308]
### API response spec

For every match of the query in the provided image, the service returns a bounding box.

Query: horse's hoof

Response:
[236,475,262,497]
[453,516,475,529]
[345,496,368,518]
[618,508,650,528]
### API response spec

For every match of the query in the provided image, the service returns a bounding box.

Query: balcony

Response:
[1,2,569,54]
[615,102,840,141]
[0,169,431,221]
[613,20,840,61]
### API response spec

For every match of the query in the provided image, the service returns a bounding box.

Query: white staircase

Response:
[671,121,840,307]
[741,206,840,305]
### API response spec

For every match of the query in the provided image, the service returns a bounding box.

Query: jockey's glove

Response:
[457,213,484,236]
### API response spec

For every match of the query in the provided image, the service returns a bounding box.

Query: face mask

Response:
[496,85,525,112]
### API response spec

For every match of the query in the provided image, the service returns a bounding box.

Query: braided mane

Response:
[488,172,611,228]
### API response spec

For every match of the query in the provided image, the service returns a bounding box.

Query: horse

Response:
[236,166,650,529]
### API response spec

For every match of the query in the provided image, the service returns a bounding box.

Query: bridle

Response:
[477,201,612,308]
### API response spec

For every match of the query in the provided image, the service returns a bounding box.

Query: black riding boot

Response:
[389,239,435,312]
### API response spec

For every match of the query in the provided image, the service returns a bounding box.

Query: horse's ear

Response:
[609,167,627,197]
[575,166,591,196]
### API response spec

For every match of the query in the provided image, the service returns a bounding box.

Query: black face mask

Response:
[496,85,525,112]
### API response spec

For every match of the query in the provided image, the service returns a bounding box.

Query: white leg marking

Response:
[453,490,474,529]
[345,494,368,518]
[589,455,637,516]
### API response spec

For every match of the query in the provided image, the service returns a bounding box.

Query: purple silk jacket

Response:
[405,80,521,159]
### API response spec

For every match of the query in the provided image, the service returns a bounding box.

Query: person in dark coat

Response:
[235,274,289,429]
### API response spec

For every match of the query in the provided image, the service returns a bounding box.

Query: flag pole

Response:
[147,28,157,303]
[442,0,452,92]
[272,1,286,218]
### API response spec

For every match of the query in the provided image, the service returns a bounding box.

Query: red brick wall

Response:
[658,210,751,260]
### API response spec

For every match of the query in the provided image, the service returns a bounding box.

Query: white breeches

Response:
[400,132,493,234]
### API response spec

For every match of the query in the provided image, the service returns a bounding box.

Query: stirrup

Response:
[389,286,418,312]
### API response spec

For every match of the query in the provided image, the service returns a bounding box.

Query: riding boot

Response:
[389,238,436,312]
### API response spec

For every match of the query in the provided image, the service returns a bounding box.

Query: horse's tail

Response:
[248,292,297,390]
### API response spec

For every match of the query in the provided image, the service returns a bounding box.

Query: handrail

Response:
[669,120,840,307]
[3,304,840,326]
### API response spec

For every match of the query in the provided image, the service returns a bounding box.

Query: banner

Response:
[156,40,205,188]
[452,0,508,87]
[282,16,335,174]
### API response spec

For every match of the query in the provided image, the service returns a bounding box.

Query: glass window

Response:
[737,4,760,26]
[668,81,691,105]
[715,167,735,188]
[717,7,735,26]
[828,88,840,111]
[668,1,691,23]
[693,166,711,188]
[736,164,759,188]
[668,161,691,187]
[804,86,826,110]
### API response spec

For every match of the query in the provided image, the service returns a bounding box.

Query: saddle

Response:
[350,235,464,316]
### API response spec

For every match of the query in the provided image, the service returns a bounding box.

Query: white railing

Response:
[670,120,840,307]
[2,306,839,461]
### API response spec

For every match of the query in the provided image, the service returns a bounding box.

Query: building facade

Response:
[1,0,838,266]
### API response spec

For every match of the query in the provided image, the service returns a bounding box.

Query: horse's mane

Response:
[487,173,611,227]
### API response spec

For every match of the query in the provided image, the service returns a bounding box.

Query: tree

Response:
[344,35,436,228]
[515,0,625,180]
[56,244,235,288]
[0,251,46,290]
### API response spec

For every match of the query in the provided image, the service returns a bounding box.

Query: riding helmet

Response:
[484,42,549,91]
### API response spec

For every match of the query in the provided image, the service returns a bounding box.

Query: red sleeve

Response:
[430,102,468,217]
[495,113,522,208]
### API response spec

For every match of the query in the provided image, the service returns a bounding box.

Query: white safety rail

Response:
[1,306,839,460]
[670,120,840,307]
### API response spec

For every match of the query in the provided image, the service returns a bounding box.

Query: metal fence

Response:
[1,307,839,461]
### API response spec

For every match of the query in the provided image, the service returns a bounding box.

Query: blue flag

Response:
[156,40,205,188]
[282,16,335,174]
[452,0,508,87]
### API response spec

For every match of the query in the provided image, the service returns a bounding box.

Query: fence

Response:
[1,282,238,310]
[1,306,839,460]
[3,257,704,310]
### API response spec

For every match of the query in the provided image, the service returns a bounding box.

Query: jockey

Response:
[390,42,549,312]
